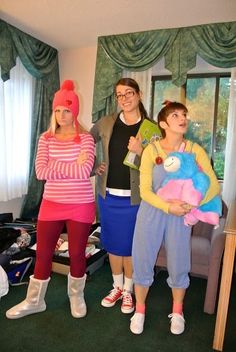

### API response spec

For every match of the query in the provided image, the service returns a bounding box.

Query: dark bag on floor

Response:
[0,228,21,253]
[0,217,36,285]
[0,213,13,224]
[6,256,34,285]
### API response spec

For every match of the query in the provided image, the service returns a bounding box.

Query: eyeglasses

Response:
[115,90,135,101]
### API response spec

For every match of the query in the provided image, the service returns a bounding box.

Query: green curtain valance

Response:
[100,29,179,70]
[0,19,60,218]
[0,19,59,94]
[92,21,236,122]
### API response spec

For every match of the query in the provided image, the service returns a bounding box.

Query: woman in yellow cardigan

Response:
[130,101,220,335]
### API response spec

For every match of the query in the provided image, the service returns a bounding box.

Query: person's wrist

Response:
[136,145,143,156]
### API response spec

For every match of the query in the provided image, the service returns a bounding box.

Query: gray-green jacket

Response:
[90,113,141,205]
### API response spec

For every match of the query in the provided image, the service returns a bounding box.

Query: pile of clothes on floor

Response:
[0,213,37,300]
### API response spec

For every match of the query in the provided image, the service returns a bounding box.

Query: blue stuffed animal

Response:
[157,151,222,226]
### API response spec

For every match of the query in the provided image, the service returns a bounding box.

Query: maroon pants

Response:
[34,220,91,280]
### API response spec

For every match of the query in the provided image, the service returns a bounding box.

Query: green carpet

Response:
[0,261,235,352]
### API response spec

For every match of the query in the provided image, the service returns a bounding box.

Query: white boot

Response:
[68,273,87,318]
[6,275,50,319]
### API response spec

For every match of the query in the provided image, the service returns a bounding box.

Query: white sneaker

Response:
[168,313,185,335]
[130,312,145,334]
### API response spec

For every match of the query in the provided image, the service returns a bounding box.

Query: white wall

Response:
[0,197,24,219]
[59,46,97,130]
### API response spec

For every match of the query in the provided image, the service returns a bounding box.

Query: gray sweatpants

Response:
[132,163,192,289]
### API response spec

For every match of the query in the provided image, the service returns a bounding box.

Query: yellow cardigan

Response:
[139,140,221,214]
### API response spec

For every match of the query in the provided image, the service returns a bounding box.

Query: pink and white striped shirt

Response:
[35,132,95,204]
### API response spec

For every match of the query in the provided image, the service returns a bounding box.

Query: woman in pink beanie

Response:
[6,80,96,319]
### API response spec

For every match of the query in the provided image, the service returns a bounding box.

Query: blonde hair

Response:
[44,111,84,143]
[44,111,59,137]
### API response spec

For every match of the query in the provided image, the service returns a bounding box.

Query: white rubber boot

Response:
[6,275,50,319]
[68,273,87,318]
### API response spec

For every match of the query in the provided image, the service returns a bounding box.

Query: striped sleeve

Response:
[48,134,95,179]
[35,135,67,180]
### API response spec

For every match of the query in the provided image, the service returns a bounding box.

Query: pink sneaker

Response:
[121,291,134,314]
[101,287,123,307]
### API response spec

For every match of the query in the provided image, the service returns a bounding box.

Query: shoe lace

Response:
[122,292,133,306]
[131,312,144,323]
[168,313,185,322]
[107,287,121,300]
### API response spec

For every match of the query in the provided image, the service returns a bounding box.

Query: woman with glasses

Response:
[90,78,151,314]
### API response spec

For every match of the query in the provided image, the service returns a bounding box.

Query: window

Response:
[151,73,231,179]
[0,59,34,201]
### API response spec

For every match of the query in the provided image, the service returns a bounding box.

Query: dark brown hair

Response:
[157,101,188,137]
[115,78,148,120]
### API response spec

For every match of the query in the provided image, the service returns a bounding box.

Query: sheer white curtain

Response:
[222,68,236,206]
[0,58,34,201]
[122,69,152,116]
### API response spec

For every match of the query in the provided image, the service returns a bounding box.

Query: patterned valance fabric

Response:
[0,19,59,93]
[92,21,236,122]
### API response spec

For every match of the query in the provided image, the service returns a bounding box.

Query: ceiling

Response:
[1,0,236,50]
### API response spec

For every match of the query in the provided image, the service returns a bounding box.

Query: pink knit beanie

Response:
[52,80,80,142]
[53,80,79,118]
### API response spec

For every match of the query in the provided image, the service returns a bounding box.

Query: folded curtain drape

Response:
[0,19,60,219]
[92,21,236,122]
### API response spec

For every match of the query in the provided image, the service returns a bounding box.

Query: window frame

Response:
[151,72,231,179]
